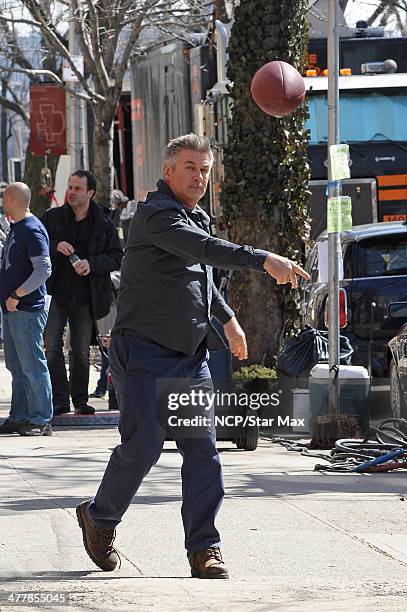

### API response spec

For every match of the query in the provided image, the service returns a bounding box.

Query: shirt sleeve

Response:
[145,207,268,272]
[19,226,51,295]
[211,282,235,324]
[20,256,52,295]
[26,226,50,259]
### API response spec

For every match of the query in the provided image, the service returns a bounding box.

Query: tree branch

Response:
[97,5,120,75]
[23,0,98,101]
[391,7,407,34]
[0,93,28,124]
[367,0,391,25]
[84,0,111,87]
[0,64,104,103]
[0,16,36,78]
[8,83,27,108]
[70,0,109,91]
[0,15,43,28]
[112,14,145,93]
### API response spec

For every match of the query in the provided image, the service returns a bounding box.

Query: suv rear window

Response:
[354,235,407,278]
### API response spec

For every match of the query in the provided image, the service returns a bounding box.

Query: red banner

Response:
[30,85,66,156]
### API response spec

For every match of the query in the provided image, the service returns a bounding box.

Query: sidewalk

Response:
[0,349,117,425]
[1,356,407,610]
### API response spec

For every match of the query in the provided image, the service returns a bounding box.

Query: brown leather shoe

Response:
[76,500,120,571]
[189,546,229,579]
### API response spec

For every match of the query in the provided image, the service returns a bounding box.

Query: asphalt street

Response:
[1,357,407,611]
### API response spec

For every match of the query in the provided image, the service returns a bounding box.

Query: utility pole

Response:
[327,0,341,406]
[66,7,89,172]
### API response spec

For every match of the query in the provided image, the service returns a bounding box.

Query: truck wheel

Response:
[390,359,405,418]
[235,409,259,451]
[243,424,259,451]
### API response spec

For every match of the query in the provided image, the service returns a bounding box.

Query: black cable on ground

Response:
[270,418,407,473]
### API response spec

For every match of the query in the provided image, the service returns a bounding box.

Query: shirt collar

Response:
[156,179,209,222]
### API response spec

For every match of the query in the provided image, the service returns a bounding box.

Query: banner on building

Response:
[30,85,66,156]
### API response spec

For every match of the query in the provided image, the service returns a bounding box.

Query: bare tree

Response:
[213,0,235,21]
[339,0,351,13]
[308,1,407,34]
[0,77,29,126]
[0,20,31,182]
[0,4,62,211]
[365,0,407,34]
[1,0,209,203]
[1,77,10,181]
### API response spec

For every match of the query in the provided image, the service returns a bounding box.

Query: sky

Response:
[344,1,399,35]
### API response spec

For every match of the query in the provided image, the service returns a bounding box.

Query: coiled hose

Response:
[272,418,407,473]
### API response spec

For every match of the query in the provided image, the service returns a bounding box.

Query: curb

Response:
[52,410,119,427]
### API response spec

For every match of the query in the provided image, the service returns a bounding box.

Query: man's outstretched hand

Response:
[263,253,310,289]
[224,316,248,361]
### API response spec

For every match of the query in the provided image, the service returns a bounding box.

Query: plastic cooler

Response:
[309,364,370,435]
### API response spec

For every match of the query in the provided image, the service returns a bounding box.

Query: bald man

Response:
[0,182,53,436]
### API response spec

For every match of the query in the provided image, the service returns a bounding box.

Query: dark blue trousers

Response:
[88,331,225,554]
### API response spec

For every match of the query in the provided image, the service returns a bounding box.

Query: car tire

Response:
[390,359,406,419]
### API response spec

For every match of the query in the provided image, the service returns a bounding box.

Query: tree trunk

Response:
[1,80,8,183]
[92,120,114,206]
[228,208,285,364]
[221,0,310,368]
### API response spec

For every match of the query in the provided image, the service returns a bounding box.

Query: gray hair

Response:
[164,133,213,164]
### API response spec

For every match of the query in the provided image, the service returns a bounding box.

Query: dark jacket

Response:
[113,180,268,355]
[42,201,123,320]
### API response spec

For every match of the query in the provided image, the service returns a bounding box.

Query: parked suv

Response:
[300,221,407,378]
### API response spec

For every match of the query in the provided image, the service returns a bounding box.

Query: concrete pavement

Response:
[0,347,109,418]
[1,355,407,610]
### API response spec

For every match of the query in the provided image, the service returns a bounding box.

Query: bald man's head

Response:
[3,182,31,220]
[4,182,31,208]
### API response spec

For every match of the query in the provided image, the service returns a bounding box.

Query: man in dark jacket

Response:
[42,170,123,416]
[76,135,309,577]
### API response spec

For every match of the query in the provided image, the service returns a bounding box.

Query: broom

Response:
[309,365,360,450]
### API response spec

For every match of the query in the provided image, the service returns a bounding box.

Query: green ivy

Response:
[221,0,311,365]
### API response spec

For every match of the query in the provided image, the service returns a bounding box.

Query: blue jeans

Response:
[2,309,53,425]
[88,331,225,555]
